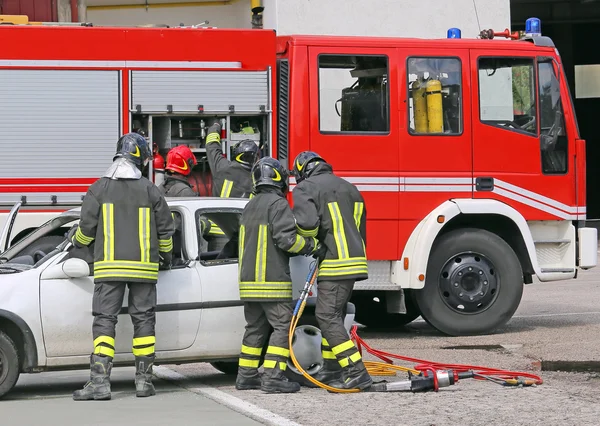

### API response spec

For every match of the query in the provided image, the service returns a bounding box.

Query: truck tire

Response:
[415,228,523,336]
[0,331,20,399]
[352,291,421,329]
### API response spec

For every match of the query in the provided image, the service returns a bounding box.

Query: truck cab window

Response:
[538,60,568,174]
[318,54,389,133]
[478,57,537,136]
[407,57,462,135]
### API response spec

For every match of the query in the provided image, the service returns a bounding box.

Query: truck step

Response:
[534,239,570,244]
[540,267,575,273]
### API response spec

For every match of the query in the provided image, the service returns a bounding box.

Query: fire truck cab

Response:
[0,17,596,336]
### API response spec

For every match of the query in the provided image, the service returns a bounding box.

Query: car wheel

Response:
[0,331,20,399]
[415,228,524,336]
[210,361,238,376]
[352,291,421,329]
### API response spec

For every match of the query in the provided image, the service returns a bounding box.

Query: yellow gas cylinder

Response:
[412,80,428,133]
[426,79,443,133]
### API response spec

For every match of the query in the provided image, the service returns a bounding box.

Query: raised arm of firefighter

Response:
[150,185,175,269]
[205,122,228,176]
[291,183,320,239]
[71,189,101,248]
[269,197,317,257]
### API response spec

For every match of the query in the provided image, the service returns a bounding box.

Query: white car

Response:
[0,198,355,399]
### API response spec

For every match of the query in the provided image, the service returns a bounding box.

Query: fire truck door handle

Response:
[475,177,494,192]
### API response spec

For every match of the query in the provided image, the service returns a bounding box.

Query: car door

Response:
[40,209,202,358]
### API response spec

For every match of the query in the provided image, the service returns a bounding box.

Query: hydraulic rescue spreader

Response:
[288,262,543,394]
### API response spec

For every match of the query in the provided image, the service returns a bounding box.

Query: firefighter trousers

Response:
[315,280,365,370]
[238,301,293,378]
[91,281,157,359]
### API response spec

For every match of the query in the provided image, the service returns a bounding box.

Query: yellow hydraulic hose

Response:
[287,262,419,393]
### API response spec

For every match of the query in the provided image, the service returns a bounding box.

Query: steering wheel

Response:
[33,250,47,263]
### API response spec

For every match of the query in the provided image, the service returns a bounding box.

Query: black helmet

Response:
[292,151,325,184]
[232,140,260,170]
[114,132,152,169]
[251,157,289,193]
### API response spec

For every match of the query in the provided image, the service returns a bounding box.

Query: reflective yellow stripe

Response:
[318,257,368,277]
[339,351,362,368]
[159,237,173,252]
[263,360,288,371]
[241,345,262,356]
[208,220,225,236]
[288,234,306,254]
[328,202,349,259]
[322,338,330,347]
[332,340,355,355]
[132,346,155,356]
[255,224,267,283]
[220,179,234,198]
[238,225,245,281]
[94,336,115,348]
[206,133,220,144]
[249,193,255,199]
[75,227,94,246]
[94,270,158,280]
[353,202,364,230]
[102,203,114,261]
[133,336,156,346]
[239,358,260,368]
[322,350,337,360]
[296,224,318,238]
[94,345,115,358]
[266,346,290,357]
[95,260,158,271]
[139,207,151,263]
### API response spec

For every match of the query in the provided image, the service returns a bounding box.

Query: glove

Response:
[207,122,221,135]
[159,252,172,270]
[312,243,327,262]
[65,224,79,245]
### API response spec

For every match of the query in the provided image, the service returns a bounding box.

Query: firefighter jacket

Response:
[73,177,175,284]
[158,174,197,197]
[292,163,368,282]
[206,131,254,198]
[238,188,317,301]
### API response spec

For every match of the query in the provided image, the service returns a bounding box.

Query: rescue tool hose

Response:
[287,262,543,393]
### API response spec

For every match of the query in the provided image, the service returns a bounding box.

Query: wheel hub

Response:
[438,252,499,314]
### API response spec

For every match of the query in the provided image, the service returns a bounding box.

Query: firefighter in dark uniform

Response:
[158,144,226,251]
[236,157,318,393]
[291,151,372,390]
[71,133,175,401]
[205,122,260,198]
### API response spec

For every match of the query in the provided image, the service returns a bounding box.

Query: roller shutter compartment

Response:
[131,70,269,113]
[0,70,120,205]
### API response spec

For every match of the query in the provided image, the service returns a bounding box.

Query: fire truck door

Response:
[307,46,401,260]
[398,48,472,237]
[472,51,578,221]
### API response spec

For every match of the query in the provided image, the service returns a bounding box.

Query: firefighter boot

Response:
[328,359,373,391]
[73,354,113,401]
[304,359,343,388]
[135,355,156,397]
[235,367,262,390]
[261,363,301,394]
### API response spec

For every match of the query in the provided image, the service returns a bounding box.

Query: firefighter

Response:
[205,122,260,198]
[71,132,175,401]
[158,144,227,252]
[236,157,319,393]
[291,151,372,390]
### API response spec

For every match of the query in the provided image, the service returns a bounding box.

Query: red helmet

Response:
[166,145,197,176]
[153,152,165,170]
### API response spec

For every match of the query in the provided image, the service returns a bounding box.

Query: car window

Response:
[195,209,242,265]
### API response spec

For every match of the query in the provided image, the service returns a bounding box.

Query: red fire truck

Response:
[0,17,596,336]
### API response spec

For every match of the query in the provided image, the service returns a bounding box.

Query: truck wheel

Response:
[0,331,20,399]
[210,361,238,376]
[415,228,523,336]
[353,292,421,329]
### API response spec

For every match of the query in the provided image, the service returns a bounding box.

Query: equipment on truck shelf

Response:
[288,262,543,393]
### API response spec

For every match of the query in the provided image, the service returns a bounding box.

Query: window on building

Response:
[318,54,389,133]
[478,57,537,136]
[407,57,462,135]
[538,59,568,174]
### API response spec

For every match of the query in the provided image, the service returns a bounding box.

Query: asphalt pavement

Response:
[5,254,600,425]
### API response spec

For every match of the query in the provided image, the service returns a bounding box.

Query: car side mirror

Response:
[41,258,90,280]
